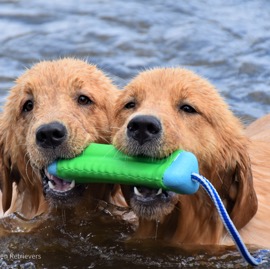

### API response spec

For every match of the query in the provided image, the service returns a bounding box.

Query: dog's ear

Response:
[0,138,14,213]
[0,111,23,213]
[209,121,258,230]
[208,111,258,230]
[0,113,9,212]
[214,133,258,231]
[0,126,45,217]
[228,150,258,230]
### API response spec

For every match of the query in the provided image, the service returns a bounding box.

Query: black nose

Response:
[127,115,161,145]
[36,122,67,149]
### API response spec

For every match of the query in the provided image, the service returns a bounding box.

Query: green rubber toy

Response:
[47,143,199,194]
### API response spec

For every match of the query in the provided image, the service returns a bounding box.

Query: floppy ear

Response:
[0,111,26,213]
[229,148,258,230]
[0,128,15,212]
[207,107,258,230]
[0,127,44,216]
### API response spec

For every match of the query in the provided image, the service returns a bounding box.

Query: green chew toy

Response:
[47,143,199,194]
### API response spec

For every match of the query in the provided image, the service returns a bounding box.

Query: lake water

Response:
[0,0,270,268]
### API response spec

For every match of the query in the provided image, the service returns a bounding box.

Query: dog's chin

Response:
[42,169,86,207]
[130,186,178,221]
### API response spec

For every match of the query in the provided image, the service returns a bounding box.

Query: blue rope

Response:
[191,173,269,266]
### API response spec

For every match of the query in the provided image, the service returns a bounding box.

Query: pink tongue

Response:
[51,175,71,192]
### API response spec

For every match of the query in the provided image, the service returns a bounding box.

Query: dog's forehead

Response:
[127,68,220,104]
[21,66,87,90]
[15,62,110,101]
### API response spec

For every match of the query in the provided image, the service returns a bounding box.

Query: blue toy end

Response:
[163,151,199,194]
[47,162,57,176]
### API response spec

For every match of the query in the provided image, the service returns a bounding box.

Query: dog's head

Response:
[0,58,119,217]
[112,68,257,230]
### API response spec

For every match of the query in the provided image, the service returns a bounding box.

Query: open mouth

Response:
[44,169,75,193]
[130,186,178,220]
[131,186,175,205]
[42,169,85,203]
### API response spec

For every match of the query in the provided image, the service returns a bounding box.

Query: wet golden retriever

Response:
[0,58,121,222]
[240,114,270,247]
[112,67,270,247]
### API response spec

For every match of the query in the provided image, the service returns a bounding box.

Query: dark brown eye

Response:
[180,104,197,114]
[22,100,34,112]
[78,95,92,106]
[125,101,136,109]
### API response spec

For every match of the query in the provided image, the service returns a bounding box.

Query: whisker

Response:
[171,200,182,215]
[155,219,160,240]
[61,209,66,227]
[110,126,121,130]
[25,157,32,184]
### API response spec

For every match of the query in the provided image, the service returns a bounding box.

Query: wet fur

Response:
[239,114,270,247]
[0,58,121,221]
[111,68,269,246]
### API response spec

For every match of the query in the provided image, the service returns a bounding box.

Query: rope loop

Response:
[191,173,269,266]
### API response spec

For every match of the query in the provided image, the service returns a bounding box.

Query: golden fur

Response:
[111,68,270,246]
[246,114,270,143]
[0,58,121,221]
[239,114,270,247]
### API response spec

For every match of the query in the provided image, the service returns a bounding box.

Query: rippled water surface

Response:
[0,0,270,268]
[1,209,270,269]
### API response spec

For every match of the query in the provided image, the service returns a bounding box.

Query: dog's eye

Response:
[22,100,34,112]
[125,101,136,109]
[78,95,92,106]
[180,104,197,113]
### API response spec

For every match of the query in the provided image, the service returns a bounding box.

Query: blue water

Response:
[0,0,270,268]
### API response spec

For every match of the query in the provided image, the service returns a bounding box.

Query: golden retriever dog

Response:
[112,67,270,247]
[0,58,121,222]
[239,114,270,247]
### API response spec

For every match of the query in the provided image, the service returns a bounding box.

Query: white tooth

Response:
[70,180,75,189]
[156,188,162,196]
[134,187,143,197]
[48,181,55,190]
